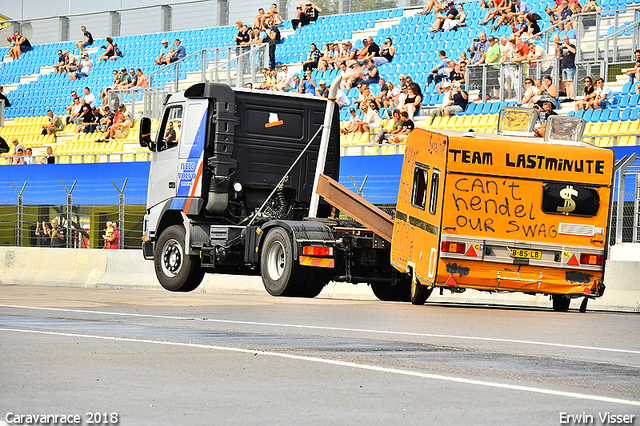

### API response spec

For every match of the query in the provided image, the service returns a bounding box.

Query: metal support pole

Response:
[111,178,128,249]
[62,180,77,249]
[201,49,207,83]
[12,182,27,247]
[174,61,180,92]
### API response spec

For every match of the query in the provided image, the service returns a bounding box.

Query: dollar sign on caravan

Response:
[557,186,578,213]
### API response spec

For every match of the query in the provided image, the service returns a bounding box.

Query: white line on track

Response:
[1,304,639,355]
[1,327,639,407]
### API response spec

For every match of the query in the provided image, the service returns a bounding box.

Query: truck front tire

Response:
[154,225,204,292]
[261,227,300,296]
[552,294,571,312]
[410,279,433,305]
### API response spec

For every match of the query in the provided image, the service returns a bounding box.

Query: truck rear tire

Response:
[410,279,433,305]
[552,295,571,312]
[154,225,204,292]
[371,280,410,302]
[261,227,303,296]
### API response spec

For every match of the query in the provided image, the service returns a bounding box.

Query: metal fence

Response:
[0,178,147,249]
[612,153,640,244]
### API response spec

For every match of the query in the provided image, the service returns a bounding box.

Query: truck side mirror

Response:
[139,117,154,150]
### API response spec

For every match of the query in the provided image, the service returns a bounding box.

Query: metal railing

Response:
[612,153,640,244]
[2,152,151,165]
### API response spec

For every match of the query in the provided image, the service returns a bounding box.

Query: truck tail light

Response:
[302,246,333,256]
[441,242,465,254]
[580,253,604,266]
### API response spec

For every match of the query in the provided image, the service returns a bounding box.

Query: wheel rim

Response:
[161,238,183,278]
[266,240,286,281]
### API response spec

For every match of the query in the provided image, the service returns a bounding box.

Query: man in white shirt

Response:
[83,87,96,108]
[360,102,382,132]
[274,65,295,92]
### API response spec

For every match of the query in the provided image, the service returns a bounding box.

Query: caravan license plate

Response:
[509,248,542,259]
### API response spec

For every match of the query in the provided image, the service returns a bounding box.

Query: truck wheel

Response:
[552,295,571,312]
[154,225,204,292]
[370,281,410,302]
[410,279,433,305]
[298,270,329,298]
[261,227,302,296]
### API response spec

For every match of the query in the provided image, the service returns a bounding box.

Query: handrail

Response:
[1,152,151,165]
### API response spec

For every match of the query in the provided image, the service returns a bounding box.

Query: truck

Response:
[140,83,614,311]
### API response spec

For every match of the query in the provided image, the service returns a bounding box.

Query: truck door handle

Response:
[169,182,175,188]
[442,226,456,230]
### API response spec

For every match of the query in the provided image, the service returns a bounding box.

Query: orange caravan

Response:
[391,107,615,311]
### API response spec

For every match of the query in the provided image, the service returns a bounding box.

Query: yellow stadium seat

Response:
[437,116,450,129]
[356,132,369,143]
[627,120,639,135]
[617,121,630,135]
[608,122,622,135]
[596,137,612,147]
[598,122,612,136]
[58,155,70,164]
[583,123,595,136]
[123,154,135,162]
[363,145,381,156]
[84,154,95,163]
[477,115,489,127]
[487,114,498,127]
[420,116,433,128]
[135,153,149,162]
[616,136,631,146]
[383,118,396,131]
[430,116,442,129]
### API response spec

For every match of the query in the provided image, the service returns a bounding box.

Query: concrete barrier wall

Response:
[0,247,638,313]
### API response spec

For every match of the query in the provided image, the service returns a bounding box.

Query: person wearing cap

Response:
[315,80,329,98]
[427,81,454,118]
[442,81,468,116]
[427,50,450,85]
[98,37,115,62]
[155,39,171,65]
[357,37,381,64]
[69,53,93,80]
[430,2,458,32]
[0,86,10,108]
[9,31,32,60]
[163,39,187,64]
[75,26,94,55]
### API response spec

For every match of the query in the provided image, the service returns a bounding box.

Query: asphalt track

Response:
[0,284,638,426]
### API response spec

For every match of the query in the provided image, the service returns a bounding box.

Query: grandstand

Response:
[0,2,639,161]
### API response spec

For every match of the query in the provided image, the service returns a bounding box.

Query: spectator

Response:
[358,37,381,65]
[318,43,339,71]
[361,101,383,133]
[136,69,149,88]
[624,49,640,84]
[588,77,612,110]
[35,221,51,247]
[69,54,92,80]
[443,3,467,31]
[512,35,530,64]
[83,87,96,108]
[74,100,93,131]
[97,106,114,133]
[106,222,120,249]
[388,111,415,144]
[63,50,79,74]
[154,39,170,65]
[443,81,469,116]
[98,114,131,142]
[0,136,9,154]
[491,0,534,31]
[75,26,94,55]
[316,80,329,97]
[303,2,322,23]
[65,91,79,115]
[401,83,422,120]
[480,0,505,25]
[115,68,132,88]
[430,2,458,32]
[302,43,322,71]
[382,82,400,116]
[103,222,114,249]
[338,40,358,64]
[258,68,276,90]
[575,76,596,111]
[46,219,65,248]
[98,38,115,62]
[0,86,10,108]
[353,83,372,109]
[522,13,541,39]
[126,68,138,88]
[527,41,554,77]
[255,25,277,69]
[164,121,177,146]
[334,88,351,108]
[341,108,365,134]
[274,65,295,91]
[499,35,517,98]
[290,75,301,92]
[9,31,32,60]
[518,77,537,105]
[23,148,34,165]
[67,97,82,125]
[557,35,576,101]
[469,32,490,90]
[532,75,558,109]
[292,3,310,28]
[266,3,283,26]
[373,37,395,67]
[427,81,454,118]
[12,148,24,165]
[340,60,365,91]
[40,146,55,164]
[581,0,602,28]
[485,36,502,98]
[254,8,268,29]
[421,0,449,16]
[42,110,63,135]
[361,60,380,85]
[111,43,124,60]
[300,69,317,95]
[550,0,572,30]
[53,49,66,73]
[164,39,186,64]
[372,109,403,144]
[534,101,558,137]
[265,20,281,63]
[427,50,450,85]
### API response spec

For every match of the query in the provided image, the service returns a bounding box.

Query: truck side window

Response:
[428,169,440,215]
[411,167,429,210]
[157,106,183,152]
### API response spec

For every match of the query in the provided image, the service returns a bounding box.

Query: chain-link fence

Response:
[611,153,640,245]
[0,178,146,249]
